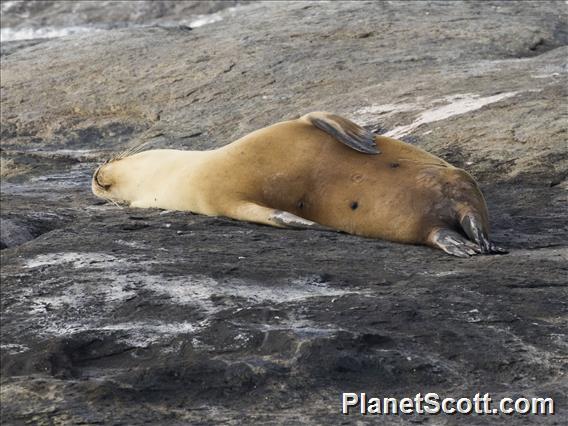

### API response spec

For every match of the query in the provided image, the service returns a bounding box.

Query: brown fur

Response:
[92,112,492,249]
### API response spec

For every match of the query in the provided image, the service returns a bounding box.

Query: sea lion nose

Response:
[93,165,111,191]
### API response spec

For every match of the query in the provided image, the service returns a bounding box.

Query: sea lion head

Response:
[91,156,138,206]
[92,160,121,203]
[92,142,156,205]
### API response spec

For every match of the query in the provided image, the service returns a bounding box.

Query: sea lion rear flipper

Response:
[460,212,508,254]
[232,202,332,231]
[428,228,482,258]
[303,112,380,155]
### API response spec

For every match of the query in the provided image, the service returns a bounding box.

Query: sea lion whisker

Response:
[116,140,154,160]
[107,197,126,208]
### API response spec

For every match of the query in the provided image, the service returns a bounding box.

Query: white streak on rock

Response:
[187,13,224,28]
[0,26,103,42]
[532,73,561,79]
[24,252,123,269]
[19,253,361,345]
[0,1,18,13]
[97,321,198,334]
[0,343,29,354]
[185,6,239,28]
[384,92,518,138]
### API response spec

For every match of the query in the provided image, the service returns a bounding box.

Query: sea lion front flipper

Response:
[303,111,380,155]
[428,228,482,258]
[232,202,331,231]
[271,210,334,231]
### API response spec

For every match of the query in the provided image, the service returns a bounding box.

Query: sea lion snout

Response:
[92,164,113,195]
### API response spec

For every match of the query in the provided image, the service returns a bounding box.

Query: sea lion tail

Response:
[302,111,380,155]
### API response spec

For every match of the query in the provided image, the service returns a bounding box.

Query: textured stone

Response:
[1,1,567,424]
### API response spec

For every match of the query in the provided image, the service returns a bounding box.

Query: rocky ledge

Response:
[1,1,567,424]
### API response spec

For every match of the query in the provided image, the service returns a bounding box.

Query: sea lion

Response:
[92,112,506,257]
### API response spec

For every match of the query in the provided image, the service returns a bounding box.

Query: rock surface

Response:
[1,1,567,424]
[1,1,245,38]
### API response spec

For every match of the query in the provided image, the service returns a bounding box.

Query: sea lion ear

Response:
[303,111,380,155]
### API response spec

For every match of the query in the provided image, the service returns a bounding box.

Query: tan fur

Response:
[92,113,490,247]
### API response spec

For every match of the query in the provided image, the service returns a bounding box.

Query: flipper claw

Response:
[489,243,508,254]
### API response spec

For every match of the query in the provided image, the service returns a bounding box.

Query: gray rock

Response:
[1,1,567,424]
[0,218,35,248]
[1,1,246,31]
